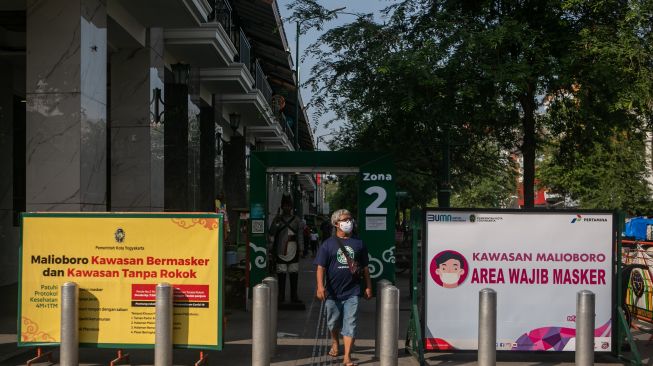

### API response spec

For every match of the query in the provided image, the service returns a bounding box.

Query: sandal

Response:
[343,362,357,366]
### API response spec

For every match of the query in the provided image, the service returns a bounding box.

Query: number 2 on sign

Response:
[365,186,387,215]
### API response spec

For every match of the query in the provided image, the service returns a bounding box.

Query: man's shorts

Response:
[325,295,359,338]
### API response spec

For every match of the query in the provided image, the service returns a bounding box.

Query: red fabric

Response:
[518,180,547,207]
[424,337,454,351]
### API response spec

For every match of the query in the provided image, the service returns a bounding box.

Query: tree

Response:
[290,0,653,208]
[326,175,358,216]
[298,2,521,207]
[539,129,653,213]
[538,0,653,212]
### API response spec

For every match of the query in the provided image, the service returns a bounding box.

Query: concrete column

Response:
[223,135,247,243]
[109,28,164,211]
[200,106,216,212]
[213,96,224,197]
[0,59,24,284]
[187,101,201,211]
[164,83,188,211]
[26,0,107,211]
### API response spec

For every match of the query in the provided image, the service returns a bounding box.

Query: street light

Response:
[294,6,346,151]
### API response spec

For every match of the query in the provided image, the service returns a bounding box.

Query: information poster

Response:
[19,213,222,349]
[425,210,613,352]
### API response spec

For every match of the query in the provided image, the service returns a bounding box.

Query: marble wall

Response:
[164,84,189,211]
[0,61,21,284]
[224,136,247,243]
[26,0,107,211]
[188,99,201,211]
[110,28,164,211]
[200,106,216,212]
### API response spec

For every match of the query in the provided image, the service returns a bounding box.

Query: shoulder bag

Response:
[334,237,362,277]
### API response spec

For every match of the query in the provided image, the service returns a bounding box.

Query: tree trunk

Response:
[520,89,536,209]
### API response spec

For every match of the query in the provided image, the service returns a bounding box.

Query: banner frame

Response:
[421,208,617,354]
[18,212,224,350]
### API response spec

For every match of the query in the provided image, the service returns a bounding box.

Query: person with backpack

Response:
[269,193,304,304]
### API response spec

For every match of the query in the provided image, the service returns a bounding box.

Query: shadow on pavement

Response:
[4,254,648,366]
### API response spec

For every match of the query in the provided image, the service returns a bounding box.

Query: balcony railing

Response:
[208,0,233,39]
[254,59,272,104]
[235,28,251,70]
[279,113,295,146]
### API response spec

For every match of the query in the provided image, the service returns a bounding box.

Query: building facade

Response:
[0,0,316,285]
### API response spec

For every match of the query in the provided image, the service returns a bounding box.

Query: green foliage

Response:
[452,151,518,208]
[291,0,653,210]
[539,130,653,213]
[326,176,358,216]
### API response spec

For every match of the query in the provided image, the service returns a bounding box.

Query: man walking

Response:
[315,209,372,366]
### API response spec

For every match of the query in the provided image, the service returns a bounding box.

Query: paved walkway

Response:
[0,256,649,365]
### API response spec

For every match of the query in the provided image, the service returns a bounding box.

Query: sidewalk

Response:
[0,256,648,365]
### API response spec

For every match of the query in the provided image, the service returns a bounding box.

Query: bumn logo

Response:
[426,214,452,222]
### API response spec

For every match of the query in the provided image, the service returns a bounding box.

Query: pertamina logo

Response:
[570,214,608,224]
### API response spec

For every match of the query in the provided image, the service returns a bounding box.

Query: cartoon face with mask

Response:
[432,251,467,288]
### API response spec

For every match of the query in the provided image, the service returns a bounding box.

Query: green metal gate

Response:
[248,151,396,288]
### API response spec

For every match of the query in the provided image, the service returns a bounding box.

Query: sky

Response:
[276,0,396,150]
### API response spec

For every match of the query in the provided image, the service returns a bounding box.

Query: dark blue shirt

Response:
[314,236,369,301]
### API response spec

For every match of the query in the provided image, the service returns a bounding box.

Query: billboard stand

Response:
[26,347,53,366]
[19,212,224,351]
[194,351,209,366]
[109,349,129,366]
[615,308,640,365]
[423,209,614,354]
[615,211,642,366]
[405,208,425,365]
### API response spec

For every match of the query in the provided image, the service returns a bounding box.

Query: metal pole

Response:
[294,21,300,151]
[252,283,271,366]
[155,283,173,366]
[60,282,78,366]
[478,288,496,366]
[576,290,595,366]
[375,279,392,358]
[262,277,278,356]
[411,208,421,308]
[379,285,399,366]
[438,125,451,208]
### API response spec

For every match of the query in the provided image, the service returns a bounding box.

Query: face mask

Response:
[339,220,353,234]
[440,273,460,285]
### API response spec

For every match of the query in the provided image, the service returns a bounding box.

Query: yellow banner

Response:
[19,213,222,349]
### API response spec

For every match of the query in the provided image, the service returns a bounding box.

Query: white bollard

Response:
[155,283,173,366]
[60,282,79,366]
[262,276,278,356]
[375,279,392,358]
[478,288,496,366]
[576,290,595,366]
[252,284,271,366]
[379,285,399,366]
